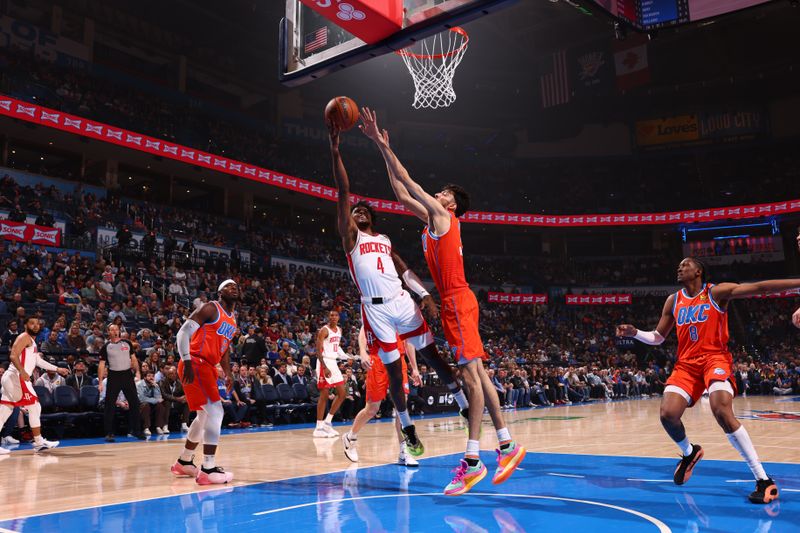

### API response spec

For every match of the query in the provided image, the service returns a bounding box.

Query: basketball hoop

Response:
[396,27,469,110]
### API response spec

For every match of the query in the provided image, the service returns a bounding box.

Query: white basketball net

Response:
[396,27,469,110]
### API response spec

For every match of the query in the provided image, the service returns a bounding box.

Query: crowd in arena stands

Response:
[3,45,800,215]
[1,224,798,443]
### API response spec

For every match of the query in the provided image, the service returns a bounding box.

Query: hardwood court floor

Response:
[1,395,798,522]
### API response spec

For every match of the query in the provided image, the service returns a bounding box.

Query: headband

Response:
[218,279,237,292]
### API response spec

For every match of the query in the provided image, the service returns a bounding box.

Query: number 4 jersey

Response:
[347,230,402,299]
[673,283,730,362]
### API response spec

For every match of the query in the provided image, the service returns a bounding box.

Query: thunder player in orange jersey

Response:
[617,258,800,504]
[341,326,422,466]
[170,279,238,485]
[359,108,525,496]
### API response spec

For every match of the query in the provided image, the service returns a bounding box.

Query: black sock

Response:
[465,457,480,467]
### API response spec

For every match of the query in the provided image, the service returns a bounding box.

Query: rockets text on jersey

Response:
[346,230,402,298]
[322,325,342,358]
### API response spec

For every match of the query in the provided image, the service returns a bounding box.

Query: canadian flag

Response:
[614,34,650,92]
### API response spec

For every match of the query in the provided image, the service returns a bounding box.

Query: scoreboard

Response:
[592,0,772,30]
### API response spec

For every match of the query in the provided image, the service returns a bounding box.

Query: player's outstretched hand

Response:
[421,295,440,320]
[57,368,69,377]
[360,355,373,371]
[792,307,800,329]
[410,369,422,387]
[358,107,385,144]
[615,324,637,337]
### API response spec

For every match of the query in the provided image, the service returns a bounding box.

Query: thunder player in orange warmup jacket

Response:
[359,108,525,496]
[170,279,238,485]
[618,257,800,504]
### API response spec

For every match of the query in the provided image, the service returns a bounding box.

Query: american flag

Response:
[539,50,571,108]
[304,27,328,54]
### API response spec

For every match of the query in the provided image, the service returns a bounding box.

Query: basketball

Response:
[324,96,359,131]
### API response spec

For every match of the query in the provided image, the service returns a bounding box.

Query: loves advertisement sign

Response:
[0,220,61,246]
[635,115,699,147]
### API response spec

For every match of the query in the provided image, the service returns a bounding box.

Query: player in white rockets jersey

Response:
[328,122,470,458]
[313,310,350,438]
[0,317,69,454]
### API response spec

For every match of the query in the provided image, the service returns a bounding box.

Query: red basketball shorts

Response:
[179,357,220,411]
[365,354,409,404]
[666,352,737,406]
[441,288,486,365]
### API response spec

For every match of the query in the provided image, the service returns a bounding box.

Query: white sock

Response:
[33,435,44,445]
[676,437,693,456]
[451,388,469,410]
[316,420,323,428]
[324,414,334,424]
[347,430,357,441]
[180,447,195,462]
[726,426,768,480]
[202,454,215,470]
[496,427,511,443]
[466,439,480,457]
[397,410,412,428]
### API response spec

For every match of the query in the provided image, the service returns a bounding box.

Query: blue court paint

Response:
[2,452,798,532]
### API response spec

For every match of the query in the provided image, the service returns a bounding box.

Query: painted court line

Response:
[547,473,585,478]
[252,492,673,532]
[0,450,458,523]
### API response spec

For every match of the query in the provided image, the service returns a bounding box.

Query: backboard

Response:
[279,0,518,86]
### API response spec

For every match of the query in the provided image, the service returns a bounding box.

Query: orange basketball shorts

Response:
[178,357,221,411]
[666,352,737,406]
[441,288,486,365]
[366,354,409,404]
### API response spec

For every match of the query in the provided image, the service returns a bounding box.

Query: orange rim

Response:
[395,27,469,60]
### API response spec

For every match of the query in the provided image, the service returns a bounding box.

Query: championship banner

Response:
[487,292,548,305]
[2,94,799,228]
[566,294,632,305]
[298,0,403,44]
[0,220,61,246]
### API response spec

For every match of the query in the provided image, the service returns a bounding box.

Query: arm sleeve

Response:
[633,330,666,346]
[401,269,430,298]
[36,354,58,372]
[177,320,201,361]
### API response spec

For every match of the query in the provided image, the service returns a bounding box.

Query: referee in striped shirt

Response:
[98,324,145,441]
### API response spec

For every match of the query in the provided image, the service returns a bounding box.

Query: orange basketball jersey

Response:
[422,212,469,297]
[189,301,237,365]
[672,283,729,362]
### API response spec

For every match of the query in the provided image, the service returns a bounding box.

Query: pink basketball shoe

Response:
[195,466,234,485]
[170,459,198,478]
